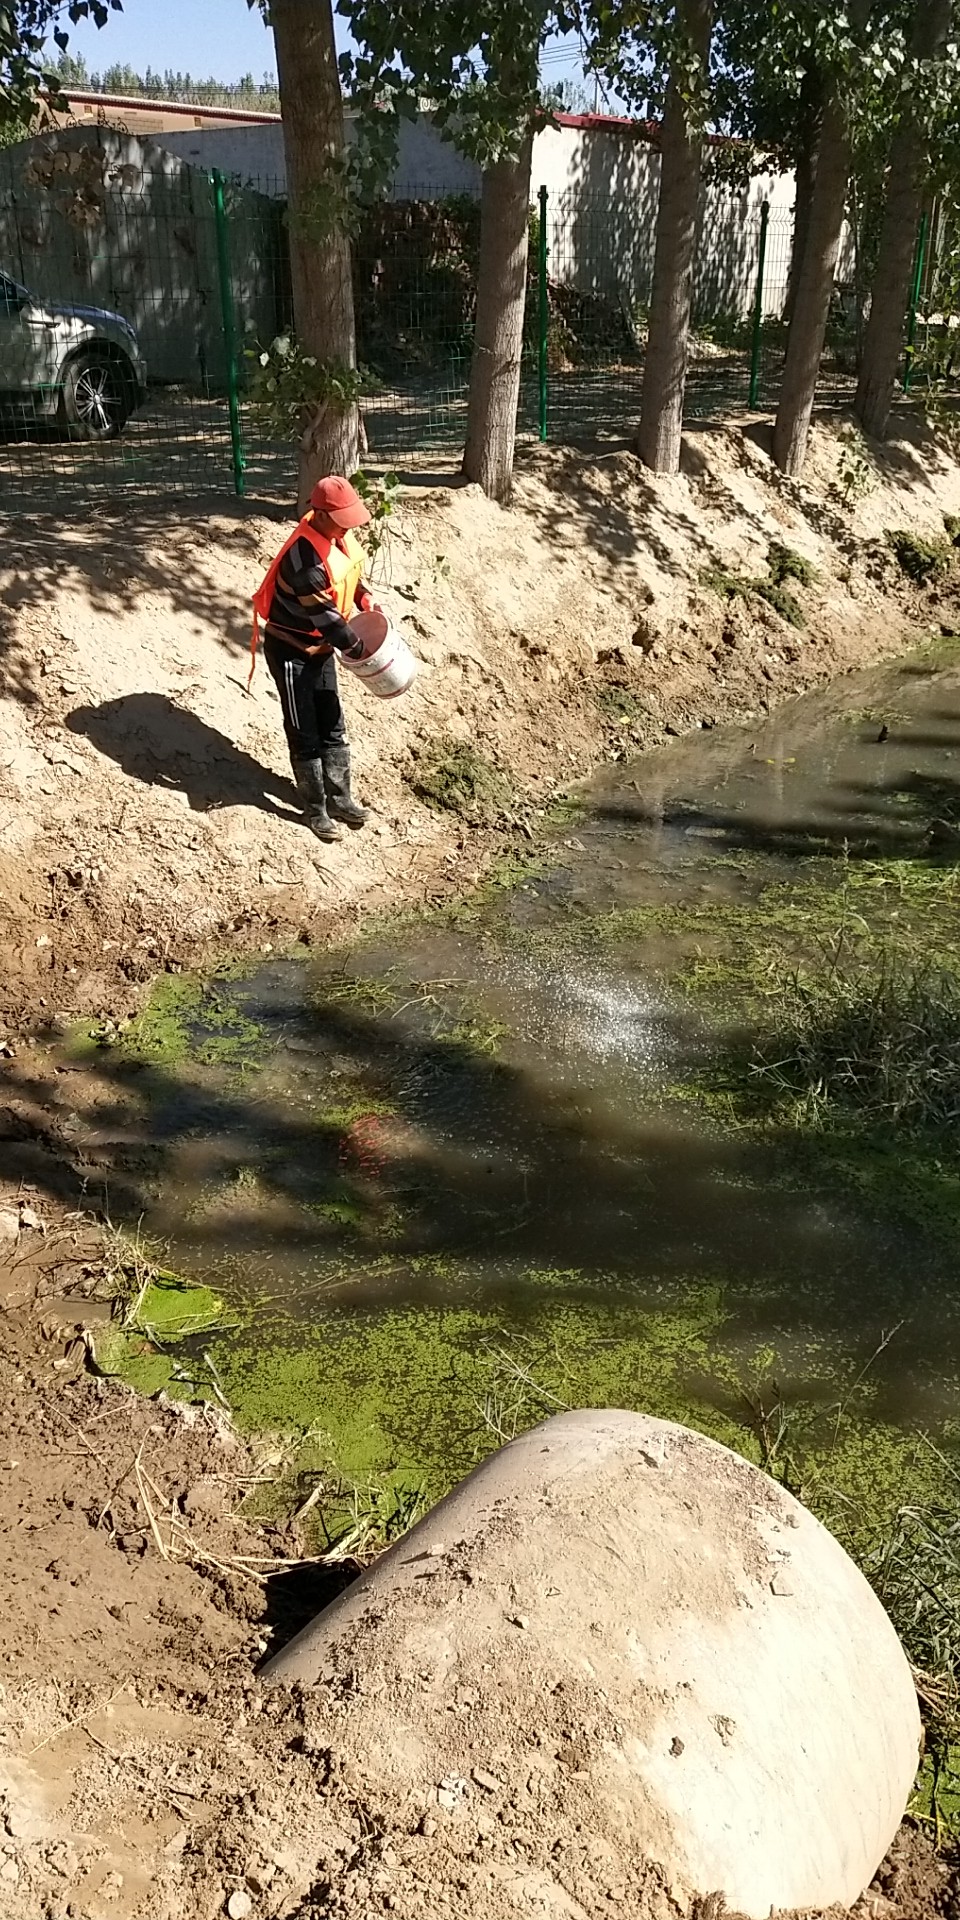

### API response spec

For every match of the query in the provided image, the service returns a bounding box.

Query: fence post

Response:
[748,201,770,409]
[538,184,549,443]
[211,169,246,497]
[903,210,929,394]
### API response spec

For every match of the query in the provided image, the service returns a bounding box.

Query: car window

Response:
[0,273,27,313]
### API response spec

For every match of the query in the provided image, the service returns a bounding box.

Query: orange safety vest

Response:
[248,516,366,686]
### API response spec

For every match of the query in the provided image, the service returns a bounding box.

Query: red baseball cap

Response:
[310,474,371,529]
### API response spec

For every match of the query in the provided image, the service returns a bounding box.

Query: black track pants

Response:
[263,638,348,761]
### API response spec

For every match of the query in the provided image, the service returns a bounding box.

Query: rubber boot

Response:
[322,744,368,830]
[292,756,340,844]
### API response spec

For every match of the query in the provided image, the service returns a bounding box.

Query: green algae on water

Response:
[75,969,268,1071]
[96,1275,239,1401]
[207,1274,755,1503]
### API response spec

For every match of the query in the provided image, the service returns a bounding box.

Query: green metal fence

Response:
[0,146,884,508]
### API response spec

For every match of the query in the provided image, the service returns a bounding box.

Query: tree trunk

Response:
[854,0,952,440]
[772,86,852,476]
[635,0,714,474]
[462,127,534,503]
[784,66,824,327]
[271,0,359,510]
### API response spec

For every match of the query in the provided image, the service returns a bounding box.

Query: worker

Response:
[252,474,375,844]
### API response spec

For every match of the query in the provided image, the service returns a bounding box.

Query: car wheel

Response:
[59,352,136,441]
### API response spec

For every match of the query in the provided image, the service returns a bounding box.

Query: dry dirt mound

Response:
[264,1410,919,1918]
[2,415,960,1036]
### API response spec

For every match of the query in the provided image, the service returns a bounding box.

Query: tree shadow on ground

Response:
[67,694,300,819]
[0,497,283,707]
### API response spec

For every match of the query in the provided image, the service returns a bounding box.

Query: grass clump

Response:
[860,1490,960,1838]
[746,943,960,1132]
[701,539,815,630]
[701,565,752,604]
[753,580,805,628]
[886,529,953,585]
[409,739,511,824]
[767,541,817,589]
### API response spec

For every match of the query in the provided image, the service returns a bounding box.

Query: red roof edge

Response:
[550,110,751,149]
[553,111,655,134]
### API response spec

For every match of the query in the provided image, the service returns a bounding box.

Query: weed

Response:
[94,1234,238,1401]
[595,683,650,725]
[351,468,400,566]
[886,529,954,586]
[701,544,812,629]
[754,580,805,628]
[745,938,960,1132]
[320,1478,427,1561]
[859,1477,960,1837]
[320,971,400,1018]
[701,566,751,604]
[945,514,960,547]
[445,1012,508,1057]
[842,706,905,730]
[767,542,817,589]
[831,424,878,507]
[409,738,511,824]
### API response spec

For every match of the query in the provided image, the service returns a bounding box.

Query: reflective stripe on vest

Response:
[248,517,365,686]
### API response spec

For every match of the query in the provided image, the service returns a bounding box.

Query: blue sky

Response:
[57,0,279,78]
[56,0,588,95]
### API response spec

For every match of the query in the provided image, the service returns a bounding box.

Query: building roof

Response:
[48,88,281,126]
[552,108,749,149]
[554,111,656,133]
[47,92,748,151]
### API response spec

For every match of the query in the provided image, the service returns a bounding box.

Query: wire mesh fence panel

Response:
[534,197,797,440]
[355,190,481,457]
[0,129,886,509]
[538,193,650,444]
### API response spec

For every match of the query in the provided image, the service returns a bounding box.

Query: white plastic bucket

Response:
[342,609,418,700]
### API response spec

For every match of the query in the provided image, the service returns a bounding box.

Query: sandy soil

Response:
[4,411,960,1916]
[2,412,960,1039]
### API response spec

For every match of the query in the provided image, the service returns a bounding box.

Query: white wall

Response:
[161,115,482,200]
[531,122,797,322]
[161,120,287,189]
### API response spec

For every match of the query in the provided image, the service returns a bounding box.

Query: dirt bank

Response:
[2,412,960,1038]
[4,413,960,1917]
[0,1194,957,1920]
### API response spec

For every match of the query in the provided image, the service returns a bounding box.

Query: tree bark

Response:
[772,85,852,476]
[854,0,952,440]
[784,65,824,327]
[271,0,359,510]
[462,126,534,503]
[635,0,714,475]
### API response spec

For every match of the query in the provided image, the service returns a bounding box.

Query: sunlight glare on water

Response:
[512,964,672,1069]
